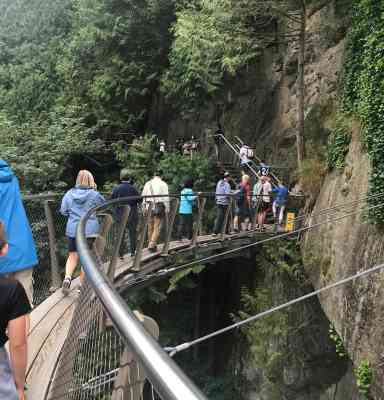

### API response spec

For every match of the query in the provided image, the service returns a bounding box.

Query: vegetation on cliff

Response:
[343,0,384,223]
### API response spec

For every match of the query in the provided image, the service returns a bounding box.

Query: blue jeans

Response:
[0,347,18,400]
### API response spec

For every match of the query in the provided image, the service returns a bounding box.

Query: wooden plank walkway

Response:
[27,227,277,399]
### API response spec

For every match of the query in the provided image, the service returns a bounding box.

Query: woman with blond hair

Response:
[234,174,251,232]
[60,170,105,294]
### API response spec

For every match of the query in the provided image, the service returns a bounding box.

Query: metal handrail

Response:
[213,134,261,179]
[225,135,283,186]
[76,200,208,400]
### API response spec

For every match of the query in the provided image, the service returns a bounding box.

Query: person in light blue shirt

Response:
[60,170,105,294]
[178,179,196,240]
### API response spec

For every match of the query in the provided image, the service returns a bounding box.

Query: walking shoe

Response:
[148,246,157,253]
[62,277,71,296]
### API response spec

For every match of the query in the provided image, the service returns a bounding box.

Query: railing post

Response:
[132,203,153,272]
[43,200,61,291]
[107,206,130,281]
[221,198,233,239]
[162,198,179,256]
[192,195,206,248]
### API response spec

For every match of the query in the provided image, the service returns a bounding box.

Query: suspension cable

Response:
[165,261,384,356]
[291,191,384,223]
[127,200,384,288]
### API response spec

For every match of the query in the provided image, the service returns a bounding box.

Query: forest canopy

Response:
[0,0,298,192]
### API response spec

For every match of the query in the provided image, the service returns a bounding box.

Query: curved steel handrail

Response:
[76,200,208,400]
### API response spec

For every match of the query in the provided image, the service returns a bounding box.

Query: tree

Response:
[161,0,260,113]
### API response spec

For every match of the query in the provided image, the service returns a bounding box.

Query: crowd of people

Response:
[0,131,288,398]
[213,171,288,234]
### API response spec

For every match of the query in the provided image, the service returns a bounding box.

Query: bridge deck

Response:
[27,227,279,399]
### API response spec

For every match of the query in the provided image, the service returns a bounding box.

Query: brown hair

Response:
[0,221,7,251]
[76,170,97,189]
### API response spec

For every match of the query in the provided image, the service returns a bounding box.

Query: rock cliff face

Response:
[164,0,382,398]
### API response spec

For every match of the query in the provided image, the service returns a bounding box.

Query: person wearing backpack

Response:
[233,174,251,232]
[178,179,197,240]
[142,171,169,252]
[239,144,252,173]
[272,183,289,227]
[0,221,31,400]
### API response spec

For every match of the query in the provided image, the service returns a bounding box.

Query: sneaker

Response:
[148,246,157,253]
[76,284,82,295]
[62,277,71,296]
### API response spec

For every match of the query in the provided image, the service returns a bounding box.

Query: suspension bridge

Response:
[13,136,384,399]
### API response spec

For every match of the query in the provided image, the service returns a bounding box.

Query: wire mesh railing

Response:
[42,192,307,400]
[24,189,384,399]
[23,194,66,306]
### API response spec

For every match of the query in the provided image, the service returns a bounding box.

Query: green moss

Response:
[342,0,384,223]
[326,113,352,171]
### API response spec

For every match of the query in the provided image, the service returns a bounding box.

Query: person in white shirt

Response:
[142,171,169,252]
[257,176,272,230]
[239,144,252,172]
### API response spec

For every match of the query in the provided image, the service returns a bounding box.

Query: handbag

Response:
[149,182,166,217]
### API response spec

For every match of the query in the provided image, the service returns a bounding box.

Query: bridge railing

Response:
[40,193,303,399]
[22,193,66,305]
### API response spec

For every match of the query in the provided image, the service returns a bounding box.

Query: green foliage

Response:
[355,359,373,399]
[235,286,287,382]
[167,264,205,293]
[162,0,259,112]
[0,111,100,192]
[342,0,384,223]
[159,152,216,193]
[262,240,307,284]
[328,324,347,358]
[326,114,352,170]
[113,134,159,188]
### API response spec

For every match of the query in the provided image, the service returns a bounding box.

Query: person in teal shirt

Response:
[178,179,196,240]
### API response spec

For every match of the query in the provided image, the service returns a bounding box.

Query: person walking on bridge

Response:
[272,183,289,228]
[142,171,169,253]
[111,170,141,258]
[178,179,197,241]
[257,176,272,231]
[213,172,232,235]
[0,159,37,306]
[60,170,105,294]
[0,221,31,400]
[234,174,251,232]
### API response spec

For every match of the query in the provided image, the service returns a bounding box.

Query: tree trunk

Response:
[296,1,306,171]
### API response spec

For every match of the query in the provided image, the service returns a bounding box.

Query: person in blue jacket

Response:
[60,170,105,294]
[0,159,38,305]
[178,179,197,240]
[272,183,289,226]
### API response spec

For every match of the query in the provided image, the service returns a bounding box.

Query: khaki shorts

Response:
[8,269,34,306]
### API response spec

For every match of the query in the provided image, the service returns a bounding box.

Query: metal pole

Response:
[107,206,130,281]
[162,199,179,256]
[192,195,206,248]
[77,213,208,400]
[221,198,233,239]
[132,203,153,272]
[43,200,61,291]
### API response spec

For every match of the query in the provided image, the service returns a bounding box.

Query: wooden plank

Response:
[27,304,76,400]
